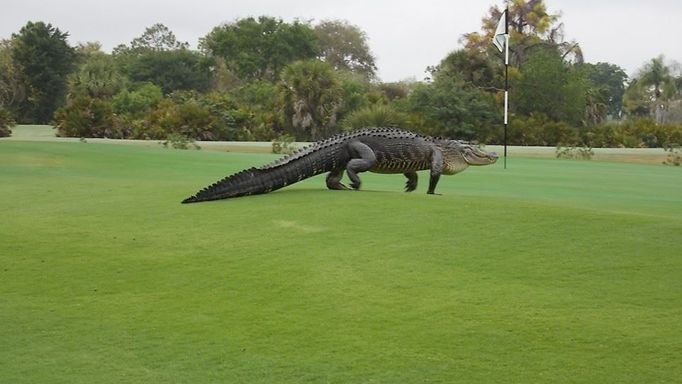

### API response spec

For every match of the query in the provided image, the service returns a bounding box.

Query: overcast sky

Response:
[2,0,681,82]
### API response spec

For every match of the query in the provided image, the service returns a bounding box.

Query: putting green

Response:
[1,138,680,383]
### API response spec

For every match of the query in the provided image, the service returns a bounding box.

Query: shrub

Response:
[112,83,163,118]
[53,95,119,138]
[59,88,276,142]
[508,113,579,146]
[556,145,594,160]
[272,134,296,154]
[161,133,200,150]
[230,81,280,141]
[134,99,219,140]
[340,104,408,131]
[583,122,639,148]
[236,122,276,142]
[0,107,16,137]
[190,91,252,141]
[584,119,682,148]
[663,144,681,166]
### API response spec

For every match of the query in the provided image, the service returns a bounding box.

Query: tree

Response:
[11,21,77,123]
[314,20,377,80]
[622,79,653,118]
[112,83,164,118]
[462,0,581,68]
[201,17,319,81]
[429,49,498,89]
[0,39,26,113]
[637,56,679,123]
[624,56,681,123]
[580,62,628,119]
[116,23,188,53]
[279,60,342,140]
[75,41,103,56]
[401,71,498,141]
[514,46,586,126]
[582,86,609,126]
[121,49,212,94]
[113,24,210,94]
[638,56,673,102]
[68,52,126,99]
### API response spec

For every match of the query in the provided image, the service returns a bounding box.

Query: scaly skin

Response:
[181,127,498,203]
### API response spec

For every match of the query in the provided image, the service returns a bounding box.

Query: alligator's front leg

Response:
[345,141,377,190]
[428,148,443,195]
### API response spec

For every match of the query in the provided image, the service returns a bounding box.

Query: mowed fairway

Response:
[1,139,681,383]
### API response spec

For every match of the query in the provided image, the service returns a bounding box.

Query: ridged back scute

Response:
[182,166,263,203]
[259,127,426,170]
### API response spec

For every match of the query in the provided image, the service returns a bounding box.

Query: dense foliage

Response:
[200,16,319,82]
[10,22,76,123]
[1,2,681,147]
[0,106,15,137]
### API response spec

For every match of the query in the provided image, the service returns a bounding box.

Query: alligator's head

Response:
[438,140,498,175]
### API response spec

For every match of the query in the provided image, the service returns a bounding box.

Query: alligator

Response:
[182,127,498,203]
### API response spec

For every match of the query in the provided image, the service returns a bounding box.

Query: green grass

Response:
[1,139,681,383]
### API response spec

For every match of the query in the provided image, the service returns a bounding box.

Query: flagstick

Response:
[492,4,510,169]
[504,32,509,169]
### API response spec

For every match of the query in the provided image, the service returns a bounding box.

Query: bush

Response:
[584,119,682,148]
[56,88,277,142]
[556,145,594,160]
[157,91,272,141]
[161,133,200,150]
[340,104,408,131]
[112,83,163,118]
[53,95,121,138]
[0,107,16,137]
[272,134,296,154]
[508,113,579,146]
[189,91,252,141]
[400,79,498,141]
[230,82,280,141]
[663,144,681,166]
[133,98,220,140]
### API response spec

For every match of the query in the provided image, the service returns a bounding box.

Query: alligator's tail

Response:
[182,143,345,203]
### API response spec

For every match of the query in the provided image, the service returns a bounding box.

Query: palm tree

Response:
[637,55,675,123]
[639,56,671,100]
[279,60,342,140]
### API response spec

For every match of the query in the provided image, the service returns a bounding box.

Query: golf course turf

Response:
[1,133,681,383]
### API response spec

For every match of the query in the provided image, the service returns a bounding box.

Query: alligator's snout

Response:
[489,152,499,159]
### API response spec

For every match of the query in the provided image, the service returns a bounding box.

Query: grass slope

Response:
[1,140,681,383]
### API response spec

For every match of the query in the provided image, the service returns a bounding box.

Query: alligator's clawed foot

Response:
[403,172,418,192]
[350,181,361,190]
[327,182,350,190]
[404,182,417,192]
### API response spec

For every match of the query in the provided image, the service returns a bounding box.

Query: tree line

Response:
[1,0,681,148]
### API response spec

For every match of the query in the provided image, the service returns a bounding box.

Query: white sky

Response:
[1,0,681,82]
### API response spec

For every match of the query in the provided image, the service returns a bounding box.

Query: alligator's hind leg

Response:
[404,171,418,192]
[346,141,377,190]
[326,168,349,190]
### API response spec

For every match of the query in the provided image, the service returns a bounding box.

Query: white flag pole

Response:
[503,13,509,169]
[492,4,510,169]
